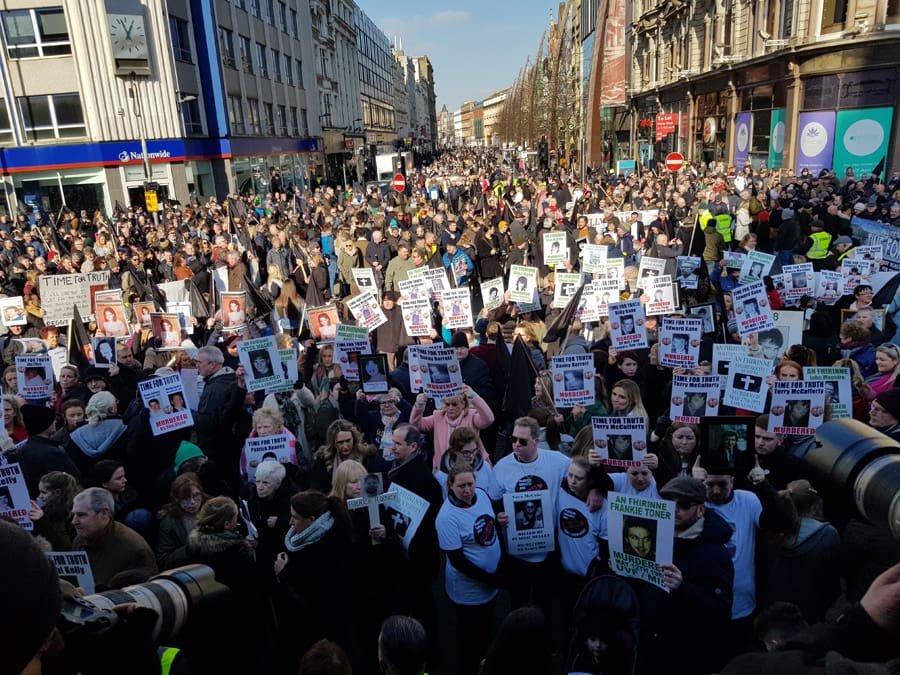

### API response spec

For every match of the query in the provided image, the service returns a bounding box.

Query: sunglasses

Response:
[511,435,531,445]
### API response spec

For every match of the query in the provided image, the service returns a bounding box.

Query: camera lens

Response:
[83,564,228,641]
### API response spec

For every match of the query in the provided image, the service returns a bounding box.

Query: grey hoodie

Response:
[70,418,127,458]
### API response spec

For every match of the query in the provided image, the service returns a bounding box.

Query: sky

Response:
[357,1,557,113]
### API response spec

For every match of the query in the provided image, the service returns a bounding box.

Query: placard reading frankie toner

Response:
[670,375,721,423]
[608,492,675,592]
[238,336,285,392]
[658,318,702,369]
[804,366,852,419]
[769,381,826,435]
[591,416,647,468]
[608,300,649,350]
[503,490,555,557]
[138,373,194,436]
[551,354,596,407]
[39,271,110,326]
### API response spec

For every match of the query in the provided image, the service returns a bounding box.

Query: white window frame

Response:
[2,8,71,59]
[18,93,85,141]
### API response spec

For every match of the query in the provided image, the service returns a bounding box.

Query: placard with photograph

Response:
[769,381,826,436]
[815,270,843,304]
[91,337,117,369]
[96,301,130,338]
[658,318,703,369]
[137,372,194,436]
[420,347,463,404]
[551,353,595,408]
[401,297,432,337]
[608,300,649,350]
[852,244,884,268]
[782,263,815,300]
[238,336,285,392]
[151,313,185,350]
[503,490,555,557]
[590,416,647,468]
[168,301,194,335]
[398,277,430,304]
[768,310,806,361]
[700,416,756,476]
[407,343,445,394]
[265,348,300,394]
[731,280,775,336]
[687,302,717,334]
[603,259,626,291]
[543,231,568,266]
[594,278,619,317]
[221,291,248,331]
[352,267,379,299]
[581,244,607,274]
[675,256,702,290]
[134,301,156,327]
[46,551,95,594]
[441,288,473,329]
[607,492,675,592]
[243,434,292,481]
[636,257,666,293]
[0,296,26,327]
[422,268,449,300]
[553,273,582,308]
[359,353,390,394]
[670,375,721,423]
[334,324,371,382]
[804,366,852,419]
[722,355,772,412]
[0,462,32,530]
[574,284,600,323]
[16,354,53,400]
[307,305,340,341]
[645,275,676,316]
[509,265,538,304]
[840,259,874,294]
[347,291,387,332]
[480,277,505,311]
[739,250,776,285]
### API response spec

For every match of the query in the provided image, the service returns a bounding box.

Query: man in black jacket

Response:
[451,331,497,407]
[11,404,81,495]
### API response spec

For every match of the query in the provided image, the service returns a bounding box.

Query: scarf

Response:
[284,512,334,552]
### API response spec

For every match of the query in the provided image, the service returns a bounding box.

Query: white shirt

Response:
[436,461,502,502]
[556,486,607,576]
[611,472,661,500]
[706,489,762,619]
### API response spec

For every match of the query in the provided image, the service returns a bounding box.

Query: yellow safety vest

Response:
[715,213,733,243]
[806,231,832,259]
[159,647,180,675]
[837,247,855,261]
[698,210,714,230]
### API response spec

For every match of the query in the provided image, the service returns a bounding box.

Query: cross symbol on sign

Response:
[738,374,759,391]
[346,489,399,546]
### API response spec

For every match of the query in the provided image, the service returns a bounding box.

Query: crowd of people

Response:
[3,148,900,675]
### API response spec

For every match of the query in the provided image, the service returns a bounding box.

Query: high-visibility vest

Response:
[698,209,714,230]
[837,246,856,262]
[159,647,181,675]
[806,231,832,259]
[715,213,733,243]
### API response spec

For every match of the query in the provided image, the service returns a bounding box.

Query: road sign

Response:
[392,173,406,193]
[666,152,685,172]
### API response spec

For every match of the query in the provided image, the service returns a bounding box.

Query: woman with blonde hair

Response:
[866,343,900,395]
[265,263,285,300]
[609,379,649,424]
[240,406,299,479]
[275,277,303,335]
[68,391,127,476]
[411,384,495,472]
[310,419,375,492]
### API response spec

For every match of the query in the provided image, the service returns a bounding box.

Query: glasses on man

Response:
[511,435,531,445]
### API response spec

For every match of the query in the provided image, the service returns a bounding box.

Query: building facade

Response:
[412,55,436,153]
[482,89,508,147]
[354,5,394,156]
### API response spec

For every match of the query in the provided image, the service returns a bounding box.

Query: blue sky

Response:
[357,1,556,112]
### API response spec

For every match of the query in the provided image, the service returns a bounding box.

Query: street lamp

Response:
[128,74,157,225]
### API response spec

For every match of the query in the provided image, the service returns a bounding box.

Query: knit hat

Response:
[853,202,866,212]
[660,476,707,505]
[782,208,795,219]
[0,520,61,675]
[450,331,469,349]
[875,388,900,421]
[174,440,205,473]
[834,236,853,246]
[21,404,55,436]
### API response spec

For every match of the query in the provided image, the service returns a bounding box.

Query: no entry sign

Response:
[392,173,406,192]
[665,152,685,172]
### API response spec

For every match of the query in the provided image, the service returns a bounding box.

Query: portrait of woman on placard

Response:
[101,306,128,337]
[94,339,116,367]
[159,317,181,349]
[226,298,246,327]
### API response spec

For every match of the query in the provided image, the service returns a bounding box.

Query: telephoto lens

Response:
[82,564,230,641]
[797,419,900,538]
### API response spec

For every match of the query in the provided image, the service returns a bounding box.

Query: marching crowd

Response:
[4,149,900,675]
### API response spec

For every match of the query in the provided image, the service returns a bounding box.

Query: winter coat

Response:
[74,520,158,590]
[9,435,81,496]
[384,255,417,291]
[195,366,248,463]
[68,418,128,477]
[186,529,263,602]
[374,304,412,356]
[246,480,294,572]
[156,512,194,569]
[562,334,589,355]
[459,353,497,405]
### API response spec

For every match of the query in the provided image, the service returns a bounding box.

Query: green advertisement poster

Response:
[832,107,894,178]
[768,108,786,169]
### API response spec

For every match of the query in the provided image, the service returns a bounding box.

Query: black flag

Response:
[68,304,93,371]
[544,282,584,344]
[503,336,538,420]
[188,279,210,319]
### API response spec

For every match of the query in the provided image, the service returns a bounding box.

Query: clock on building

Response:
[108,13,148,60]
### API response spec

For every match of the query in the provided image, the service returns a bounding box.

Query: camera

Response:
[791,419,900,538]
[62,564,229,642]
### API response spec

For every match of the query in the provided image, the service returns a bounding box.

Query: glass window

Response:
[277,105,287,135]
[256,43,268,77]
[271,48,281,81]
[181,96,202,135]
[248,98,261,134]
[278,2,287,31]
[0,102,13,144]
[169,15,192,62]
[263,102,275,135]
[18,93,85,141]
[289,106,298,136]
[240,36,253,73]
[266,0,275,25]
[234,0,246,9]
[290,9,298,38]
[250,0,260,18]
[284,54,293,85]
[2,8,71,58]
[821,0,848,33]
[300,108,308,136]
[296,59,304,87]
[219,27,235,68]
[229,95,245,134]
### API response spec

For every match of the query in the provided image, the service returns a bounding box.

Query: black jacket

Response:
[10,435,81,496]
[460,353,497,406]
[246,480,294,571]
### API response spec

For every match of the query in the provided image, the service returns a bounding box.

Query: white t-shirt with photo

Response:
[706,489,762,619]
[611,472,661,500]
[436,461,502,502]
[556,486,607,576]
[436,488,501,606]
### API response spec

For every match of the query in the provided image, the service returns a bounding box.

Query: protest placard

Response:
[407,344,444,393]
[509,265,538,304]
[16,354,53,400]
[0,462,32,529]
[95,301,130,338]
[769,310,805,361]
[359,353,390,394]
[636,257,666,293]
[0,296,26,327]
[420,347,463,404]
[675,256,702,290]
[712,344,750,390]
[181,368,202,410]
[687,302,717,334]
[581,244,607,274]
[46,551,95,594]
[739,251,776,285]
[334,324,371,382]
[150,313,184,350]
[307,305,340,341]
[658,318,702,369]
[243,434,292,480]
[645,275,676,316]
[221,292,247,331]
[731,281,775,336]
[593,278,619,318]
[591,416,647,468]
[398,277,430,304]
[239,336,285,392]
[607,492,675,591]
[480,277,505,311]
[603,259,626,290]
[608,300,649,350]
[168,301,194,335]
[551,354,595,407]
[553,273,582,308]
[725,251,747,270]
[39,271,110,326]
[138,372,194,436]
[385,484,430,552]
[769,381,826,435]
[401,297,432,337]
[91,337,117,369]
[701,417,756,475]
[783,263,815,300]
[670,375,721,423]
[352,267,379,299]
[267,348,299,394]
[723,355,772,412]
[841,259,874,294]
[503,490,555,557]
[441,288,473,329]
[815,270,844,304]
[543,231,568,266]
[852,244,885,269]
[804,366,852,419]
[422,268,449,300]
[347,291,387,332]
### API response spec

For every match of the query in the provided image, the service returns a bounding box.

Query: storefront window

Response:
[13,170,105,216]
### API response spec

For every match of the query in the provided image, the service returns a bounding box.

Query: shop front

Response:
[733,65,788,170]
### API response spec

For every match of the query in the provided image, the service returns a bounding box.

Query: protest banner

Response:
[239,336,285,392]
[851,216,900,270]
[658,318,702,369]
[670,375,721,423]
[420,347,463,404]
[503,490,555,556]
[91,337,117,369]
[334,324,371,382]
[46,551,95,594]
[543,231,568,266]
[407,343,445,393]
[603,259,626,290]
[39,271,110,326]
[480,277,505,311]
[352,268,379,299]
[553,273,582,308]
[398,277,430,304]
[138,372,194,436]
[783,263,815,300]
[307,305,339,341]
[731,281,775,336]
[422,268,449,300]
[645,275,676,316]
[607,492,675,591]
[0,296,26,327]
[591,416,647,468]
[608,300,649,350]
[769,381,826,435]
[815,270,843,304]
[581,244,607,274]
[841,258,874,294]
[221,292,247,331]
[441,288,473,329]
[551,354,595,407]
[636,257,666,293]
[0,462,32,529]
[712,344,750,390]
[267,348,299,394]
[675,256,702,290]
[347,291,387,332]
[509,265,538,304]
[701,417,756,474]
[804,366,852,419]
[401,297,432,337]
[385,484,430,552]
[593,278,619,317]
[243,434,292,480]
[852,244,885,269]
[739,251,776,285]
[16,354,53,400]
[359,353,389,394]
[723,355,772,412]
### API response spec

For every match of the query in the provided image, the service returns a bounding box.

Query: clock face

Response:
[108,13,148,59]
